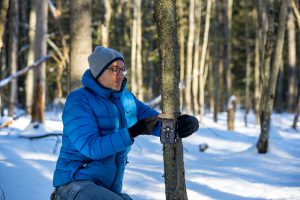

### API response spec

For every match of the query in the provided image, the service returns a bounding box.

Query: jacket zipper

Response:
[110,96,125,190]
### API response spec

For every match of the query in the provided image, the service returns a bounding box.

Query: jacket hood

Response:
[82,69,127,99]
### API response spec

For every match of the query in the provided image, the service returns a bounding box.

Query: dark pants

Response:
[55,181,132,200]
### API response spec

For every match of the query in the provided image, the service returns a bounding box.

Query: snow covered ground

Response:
[0,110,299,200]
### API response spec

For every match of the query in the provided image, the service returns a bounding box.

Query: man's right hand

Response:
[128,116,159,138]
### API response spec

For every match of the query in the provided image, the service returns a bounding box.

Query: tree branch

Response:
[0,54,52,87]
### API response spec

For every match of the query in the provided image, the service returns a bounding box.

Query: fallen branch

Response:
[0,54,52,87]
[19,132,62,139]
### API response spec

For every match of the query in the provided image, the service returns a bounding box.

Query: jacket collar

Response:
[82,69,127,99]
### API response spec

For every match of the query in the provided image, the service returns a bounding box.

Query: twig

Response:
[292,0,300,30]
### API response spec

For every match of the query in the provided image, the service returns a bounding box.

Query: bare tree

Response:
[0,0,9,49]
[178,0,187,111]
[257,0,289,153]
[69,0,92,91]
[287,1,298,112]
[192,0,201,116]
[31,0,48,123]
[25,1,36,114]
[244,1,251,127]
[292,94,299,129]
[100,0,112,47]
[198,0,212,122]
[154,0,188,199]
[136,0,143,101]
[254,1,262,123]
[224,0,233,107]
[213,0,220,122]
[185,0,195,114]
[8,0,19,116]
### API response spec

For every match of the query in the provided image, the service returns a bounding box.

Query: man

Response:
[52,46,199,200]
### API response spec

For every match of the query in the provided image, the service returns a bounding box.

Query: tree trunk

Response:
[69,0,92,91]
[192,0,201,116]
[254,3,261,123]
[31,0,48,123]
[178,0,186,111]
[185,0,195,114]
[199,0,212,122]
[292,93,299,129]
[136,0,143,101]
[287,2,297,112]
[8,0,19,116]
[154,0,188,199]
[101,0,112,47]
[274,61,284,112]
[213,0,220,122]
[227,95,236,131]
[131,0,138,96]
[25,1,36,114]
[257,0,288,153]
[244,2,251,127]
[0,0,9,49]
[224,0,233,109]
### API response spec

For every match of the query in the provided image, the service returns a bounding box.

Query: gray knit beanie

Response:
[88,46,125,79]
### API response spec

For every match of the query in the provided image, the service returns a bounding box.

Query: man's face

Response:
[97,60,126,91]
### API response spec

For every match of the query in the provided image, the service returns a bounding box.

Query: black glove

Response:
[176,114,199,138]
[128,116,159,138]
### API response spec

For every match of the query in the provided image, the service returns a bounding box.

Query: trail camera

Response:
[160,118,177,144]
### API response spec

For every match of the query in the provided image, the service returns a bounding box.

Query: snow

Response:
[0,110,299,200]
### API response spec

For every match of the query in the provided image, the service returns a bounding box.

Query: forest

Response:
[0,0,300,123]
[0,1,299,143]
[0,0,299,199]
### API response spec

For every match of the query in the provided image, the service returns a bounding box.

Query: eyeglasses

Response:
[106,67,127,75]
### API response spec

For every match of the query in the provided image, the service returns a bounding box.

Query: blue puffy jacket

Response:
[53,69,159,194]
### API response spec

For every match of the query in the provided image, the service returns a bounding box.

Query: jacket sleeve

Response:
[62,91,133,160]
[133,95,161,137]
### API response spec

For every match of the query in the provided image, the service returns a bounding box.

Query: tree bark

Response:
[199,0,212,122]
[25,1,36,114]
[244,2,251,127]
[131,0,138,96]
[69,0,92,91]
[185,0,195,114]
[224,0,233,109]
[154,0,188,199]
[213,0,220,122]
[287,2,297,112]
[31,0,48,123]
[292,93,299,129]
[254,3,261,123]
[0,0,9,49]
[192,0,201,116]
[178,0,186,111]
[257,0,289,153]
[136,0,143,100]
[8,0,19,116]
[101,0,112,47]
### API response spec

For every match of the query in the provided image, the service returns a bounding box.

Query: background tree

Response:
[7,0,19,116]
[69,0,92,91]
[25,0,36,114]
[154,0,188,199]
[31,0,48,123]
[287,0,298,112]
[0,0,9,50]
[257,0,289,153]
[185,0,195,114]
